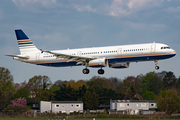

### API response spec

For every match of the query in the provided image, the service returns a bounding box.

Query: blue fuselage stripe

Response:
[35,53,175,67]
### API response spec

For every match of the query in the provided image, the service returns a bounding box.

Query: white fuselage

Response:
[15,43,176,68]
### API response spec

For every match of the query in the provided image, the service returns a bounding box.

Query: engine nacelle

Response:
[109,62,130,69]
[88,58,108,68]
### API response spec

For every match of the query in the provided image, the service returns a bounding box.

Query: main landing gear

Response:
[154,60,159,70]
[82,68,105,75]
[98,68,104,75]
[82,68,90,74]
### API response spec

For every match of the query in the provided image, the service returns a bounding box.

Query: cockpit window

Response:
[161,46,170,49]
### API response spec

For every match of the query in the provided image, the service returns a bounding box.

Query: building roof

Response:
[130,100,156,103]
[51,101,83,103]
[111,100,156,103]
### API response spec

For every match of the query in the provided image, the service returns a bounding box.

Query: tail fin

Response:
[15,29,39,55]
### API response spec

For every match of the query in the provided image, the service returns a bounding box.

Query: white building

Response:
[110,100,157,115]
[40,101,83,114]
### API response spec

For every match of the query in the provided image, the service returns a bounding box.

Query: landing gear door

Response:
[151,44,156,53]
[117,48,122,56]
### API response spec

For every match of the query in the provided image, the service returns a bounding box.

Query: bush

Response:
[4,104,30,113]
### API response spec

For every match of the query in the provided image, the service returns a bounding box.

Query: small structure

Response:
[110,100,157,115]
[40,101,83,114]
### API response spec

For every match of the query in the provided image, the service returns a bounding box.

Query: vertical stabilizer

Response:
[15,29,39,55]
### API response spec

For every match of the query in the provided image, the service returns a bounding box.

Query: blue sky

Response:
[0,0,180,83]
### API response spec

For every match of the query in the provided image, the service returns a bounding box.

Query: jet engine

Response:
[88,58,108,68]
[109,62,130,69]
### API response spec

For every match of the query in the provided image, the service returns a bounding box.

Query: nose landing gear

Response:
[154,60,159,70]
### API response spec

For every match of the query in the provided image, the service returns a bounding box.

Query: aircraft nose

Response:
[172,49,176,55]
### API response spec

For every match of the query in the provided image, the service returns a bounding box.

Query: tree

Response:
[49,86,60,92]
[53,80,64,87]
[0,67,13,83]
[119,76,137,99]
[54,84,77,101]
[11,97,27,106]
[83,90,99,110]
[77,85,87,100]
[157,89,180,114]
[5,98,30,112]
[143,91,156,100]
[35,90,55,103]
[12,88,31,105]
[0,67,15,109]
[13,81,27,91]
[139,72,162,96]
[26,75,52,91]
[64,80,87,90]
[162,71,177,90]
[87,76,114,90]
[95,87,121,105]
[109,77,122,92]
[25,75,52,98]
[0,81,15,109]
[176,77,180,94]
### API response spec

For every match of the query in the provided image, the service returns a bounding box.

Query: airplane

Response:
[6,29,176,75]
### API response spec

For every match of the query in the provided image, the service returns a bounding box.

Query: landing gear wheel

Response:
[154,60,159,70]
[82,68,90,74]
[98,69,105,75]
[155,66,159,70]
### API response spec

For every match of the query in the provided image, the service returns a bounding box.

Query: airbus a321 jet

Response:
[7,29,176,75]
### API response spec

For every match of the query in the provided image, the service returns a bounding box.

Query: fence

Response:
[0,111,180,119]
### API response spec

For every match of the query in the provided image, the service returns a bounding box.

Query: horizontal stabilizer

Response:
[6,55,29,59]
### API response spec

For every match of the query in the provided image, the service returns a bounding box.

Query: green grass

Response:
[0,118,179,120]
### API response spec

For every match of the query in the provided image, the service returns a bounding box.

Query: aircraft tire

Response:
[98,69,104,75]
[82,68,90,74]
[155,66,159,70]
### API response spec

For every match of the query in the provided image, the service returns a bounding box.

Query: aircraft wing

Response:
[44,51,96,64]
[6,55,29,59]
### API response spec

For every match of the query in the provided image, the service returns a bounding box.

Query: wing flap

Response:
[44,50,96,64]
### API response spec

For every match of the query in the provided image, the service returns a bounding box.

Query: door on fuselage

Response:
[36,53,40,61]
[77,51,82,56]
[151,44,156,53]
[117,48,122,56]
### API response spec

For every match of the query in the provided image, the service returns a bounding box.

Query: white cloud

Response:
[125,21,166,31]
[11,0,165,17]
[127,0,150,9]
[0,8,3,19]
[107,0,162,17]
[164,7,180,13]
[73,0,162,17]
[12,0,56,6]
[31,32,70,49]
[74,5,96,12]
